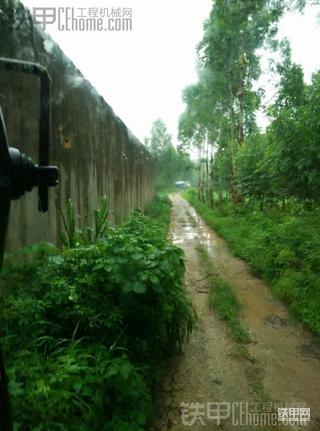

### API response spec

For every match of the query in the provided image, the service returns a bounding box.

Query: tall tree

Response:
[145,119,172,158]
[145,119,195,190]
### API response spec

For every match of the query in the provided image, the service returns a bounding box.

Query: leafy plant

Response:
[59,196,109,248]
[185,189,320,335]
[196,244,250,343]
[1,195,195,430]
[59,199,78,248]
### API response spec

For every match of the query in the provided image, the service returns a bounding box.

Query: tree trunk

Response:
[228,79,239,204]
[205,138,210,203]
[237,53,246,146]
[209,148,214,208]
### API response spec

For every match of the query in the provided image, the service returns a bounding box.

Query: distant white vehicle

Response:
[175,181,190,189]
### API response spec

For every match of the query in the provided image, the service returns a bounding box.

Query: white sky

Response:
[22,0,320,146]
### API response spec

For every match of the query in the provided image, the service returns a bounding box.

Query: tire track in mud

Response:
[153,194,320,431]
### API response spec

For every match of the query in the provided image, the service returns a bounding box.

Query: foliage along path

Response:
[153,194,320,431]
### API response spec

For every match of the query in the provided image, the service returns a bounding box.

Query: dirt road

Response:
[153,194,320,431]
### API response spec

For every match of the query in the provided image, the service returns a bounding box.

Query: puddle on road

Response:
[166,193,320,430]
[171,206,219,248]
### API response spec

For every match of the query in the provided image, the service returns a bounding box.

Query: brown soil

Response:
[153,194,320,431]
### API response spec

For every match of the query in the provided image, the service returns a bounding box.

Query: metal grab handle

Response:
[0,58,59,430]
[0,58,58,211]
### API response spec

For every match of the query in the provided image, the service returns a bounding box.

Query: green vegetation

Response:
[186,189,320,335]
[145,192,171,236]
[196,244,250,343]
[0,197,195,431]
[177,1,320,337]
[144,119,196,190]
[178,1,316,207]
[195,243,267,397]
[196,244,266,398]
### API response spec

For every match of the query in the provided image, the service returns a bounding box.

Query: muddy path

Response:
[153,194,320,431]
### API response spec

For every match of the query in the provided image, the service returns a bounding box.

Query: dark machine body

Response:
[0,58,59,431]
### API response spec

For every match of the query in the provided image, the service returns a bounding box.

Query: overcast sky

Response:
[22,0,320,146]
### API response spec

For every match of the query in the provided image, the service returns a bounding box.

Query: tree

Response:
[145,119,195,190]
[145,119,172,158]
[178,73,218,203]
[179,0,318,208]
[267,64,320,203]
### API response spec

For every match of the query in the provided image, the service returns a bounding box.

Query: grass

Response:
[1,195,195,431]
[185,189,320,335]
[196,244,251,343]
[145,192,172,235]
[195,244,269,400]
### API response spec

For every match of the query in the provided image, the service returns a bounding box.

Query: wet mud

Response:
[153,194,320,431]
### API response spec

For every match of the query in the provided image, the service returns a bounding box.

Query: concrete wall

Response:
[0,1,154,250]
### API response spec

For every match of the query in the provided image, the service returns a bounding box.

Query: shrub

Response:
[184,189,320,335]
[1,199,195,430]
